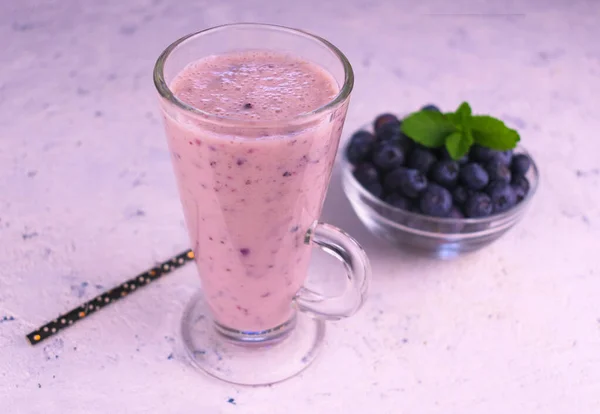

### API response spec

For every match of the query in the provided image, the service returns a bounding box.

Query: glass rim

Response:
[153,23,354,128]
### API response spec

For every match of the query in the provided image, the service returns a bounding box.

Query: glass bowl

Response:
[340,144,539,259]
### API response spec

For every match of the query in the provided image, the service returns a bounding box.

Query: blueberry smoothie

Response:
[161,51,347,332]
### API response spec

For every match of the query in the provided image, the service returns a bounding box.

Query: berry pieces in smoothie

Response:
[239,248,251,256]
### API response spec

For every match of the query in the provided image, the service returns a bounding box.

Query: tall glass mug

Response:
[154,23,370,385]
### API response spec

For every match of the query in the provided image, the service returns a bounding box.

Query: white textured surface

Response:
[1,0,600,413]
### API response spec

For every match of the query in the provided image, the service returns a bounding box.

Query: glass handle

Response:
[294,222,370,320]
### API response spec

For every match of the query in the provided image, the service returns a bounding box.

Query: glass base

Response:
[181,291,326,385]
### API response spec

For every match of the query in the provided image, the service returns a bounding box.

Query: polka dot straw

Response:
[26,250,195,345]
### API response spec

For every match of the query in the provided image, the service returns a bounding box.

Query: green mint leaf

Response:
[401,110,457,148]
[445,129,473,160]
[455,101,472,120]
[445,112,460,127]
[445,102,471,129]
[470,115,520,150]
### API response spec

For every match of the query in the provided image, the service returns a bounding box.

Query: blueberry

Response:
[383,167,406,193]
[346,130,375,164]
[447,206,466,232]
[376,122,401,140]
[464,192,493,218]
[511,153,531,176]
[449,206,464,219]
[353,163,383,197]
[457,155,469,166]
[511,175,530,202]
[421,104,440,112]
[395,133,414,154]
[485,158,512,183]
[376,123,413,153]
[373,113,400,133]
[372,143,405,171]
[364,181,383,198]
[419,184,453,217]
[353,163,379,186]
[409,203,422,214]
[486,181,517,213]
[470,145,497,163]
[383,193,412,210]
[492,150,513,165]
[376,123,400,142]
[460,163,489,190]
[452,186,469,205]
[384,168,427,198]
[407,147,437,174]
[439,147,468,164]
[400,169,428,198]
[430,160,460,188]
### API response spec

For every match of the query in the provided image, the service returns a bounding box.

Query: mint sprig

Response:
[470,116,520,151]
[401,102,520,160]
[399,110,457,148]
[445,130,473,159]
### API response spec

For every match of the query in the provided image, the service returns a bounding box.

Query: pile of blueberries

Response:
[346,106,533,218]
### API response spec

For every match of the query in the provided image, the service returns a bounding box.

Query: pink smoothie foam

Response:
[162,51,346,331]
